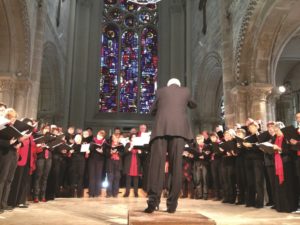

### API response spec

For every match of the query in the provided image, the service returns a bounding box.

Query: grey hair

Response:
[167,78,181,87]
[274,121,285,129]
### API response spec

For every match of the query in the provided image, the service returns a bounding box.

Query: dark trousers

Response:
[182,179,194,198]
[8,165,30,207]
[125,175,139,195]
[245,159,265,207]
[295,157,300,207]
[88,157,104,197]
[147,137,185,211]
[33,158,52,199]
[211,159,222,198]
[265,165,275,205]
[0,150,18,209]
[46,154,64,199]
[69,156,85,197]
[107,160,121,197]
[193,162,208,198]
[235,157,246,203]
[222,162,235,202]
[141,153,150,192]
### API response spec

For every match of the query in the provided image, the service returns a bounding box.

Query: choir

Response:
[0,102,300,214]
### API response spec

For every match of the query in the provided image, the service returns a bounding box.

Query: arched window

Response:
[99,0,158,114]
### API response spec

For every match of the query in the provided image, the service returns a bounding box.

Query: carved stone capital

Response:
[247,83,273,101]
[0,76,16,92]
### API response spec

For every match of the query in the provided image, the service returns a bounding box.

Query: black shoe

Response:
[222,199,229,203]
[134,193,139,198]
[236,201,244,205]
[4,206,14,211]
[18,204,28,208]
[266,202,274,207]
[228,200,235,204]
[123,194,129,198]
[166,208,176,213]
[144,205,156,214]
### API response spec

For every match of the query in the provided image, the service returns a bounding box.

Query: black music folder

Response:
[258,142,275,155]
[0,126,24,140]
[281,126,299,141]
[13,120,34,134]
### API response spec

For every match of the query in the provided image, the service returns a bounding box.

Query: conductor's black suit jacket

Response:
[150,84,197,142]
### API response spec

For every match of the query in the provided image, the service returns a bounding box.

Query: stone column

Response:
[28,1,46,119]
[230,85,248,125]
[198,116,222,131]
[220,1,236,128]
[247,83,273,129]
[68,0,92,128]
[169,0,185,83]
[13,79,32,118]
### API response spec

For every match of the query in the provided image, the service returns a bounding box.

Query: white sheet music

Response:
[80,143,90,152]
[0,116,10,130]
[119,137,130,146]
[132,132,151,146]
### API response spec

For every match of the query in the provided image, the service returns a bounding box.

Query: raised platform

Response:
[128,210,216,225]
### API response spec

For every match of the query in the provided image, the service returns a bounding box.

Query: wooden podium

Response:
[128,210,216,225]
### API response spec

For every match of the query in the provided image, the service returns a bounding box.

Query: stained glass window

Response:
[99,0,158,114]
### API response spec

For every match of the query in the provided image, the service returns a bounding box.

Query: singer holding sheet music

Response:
[272,122,298,212]
[33,125,53,202]
[0,108,22,212]
[144,78,197,214]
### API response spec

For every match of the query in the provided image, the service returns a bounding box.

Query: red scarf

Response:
[129,149,139,176]
[94,137,105,145]
[198,143,204,152]
[111,141,120,161]
[274,135,284,184]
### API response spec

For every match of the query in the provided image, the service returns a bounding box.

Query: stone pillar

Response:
[28,1,46,119]
[220,1,236,128]
[0,75,16,107]
[68,0,92,128]
[198,116,221,132]
[13,79,32,118]
[230,85,248,125]
[169,0,185,83]
[247,83,273,129]
[63,0,77,128]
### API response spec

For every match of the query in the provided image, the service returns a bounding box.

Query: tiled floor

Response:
[1,196,300,225]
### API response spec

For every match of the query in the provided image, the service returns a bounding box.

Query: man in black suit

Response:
[144,78,196,213]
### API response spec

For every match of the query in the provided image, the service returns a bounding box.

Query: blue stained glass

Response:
[99,24,119,112]
[99,0,158,114]
[139,11,152,24]
[120,31,139,112]
[140,27,158,114]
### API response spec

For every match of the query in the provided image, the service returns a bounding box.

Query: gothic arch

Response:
[37,42,63,125]
[0,0,30,77]
[193,52,223,130]
[236,0,300,85]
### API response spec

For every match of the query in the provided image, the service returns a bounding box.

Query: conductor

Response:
[144,78,197,213]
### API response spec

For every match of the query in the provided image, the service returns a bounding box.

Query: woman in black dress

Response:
[272,122,298,213]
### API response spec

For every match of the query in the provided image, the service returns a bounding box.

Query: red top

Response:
[18,136,37,175]
[274,135,284,184]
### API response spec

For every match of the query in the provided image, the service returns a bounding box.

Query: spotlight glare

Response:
[278,85,286,93]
